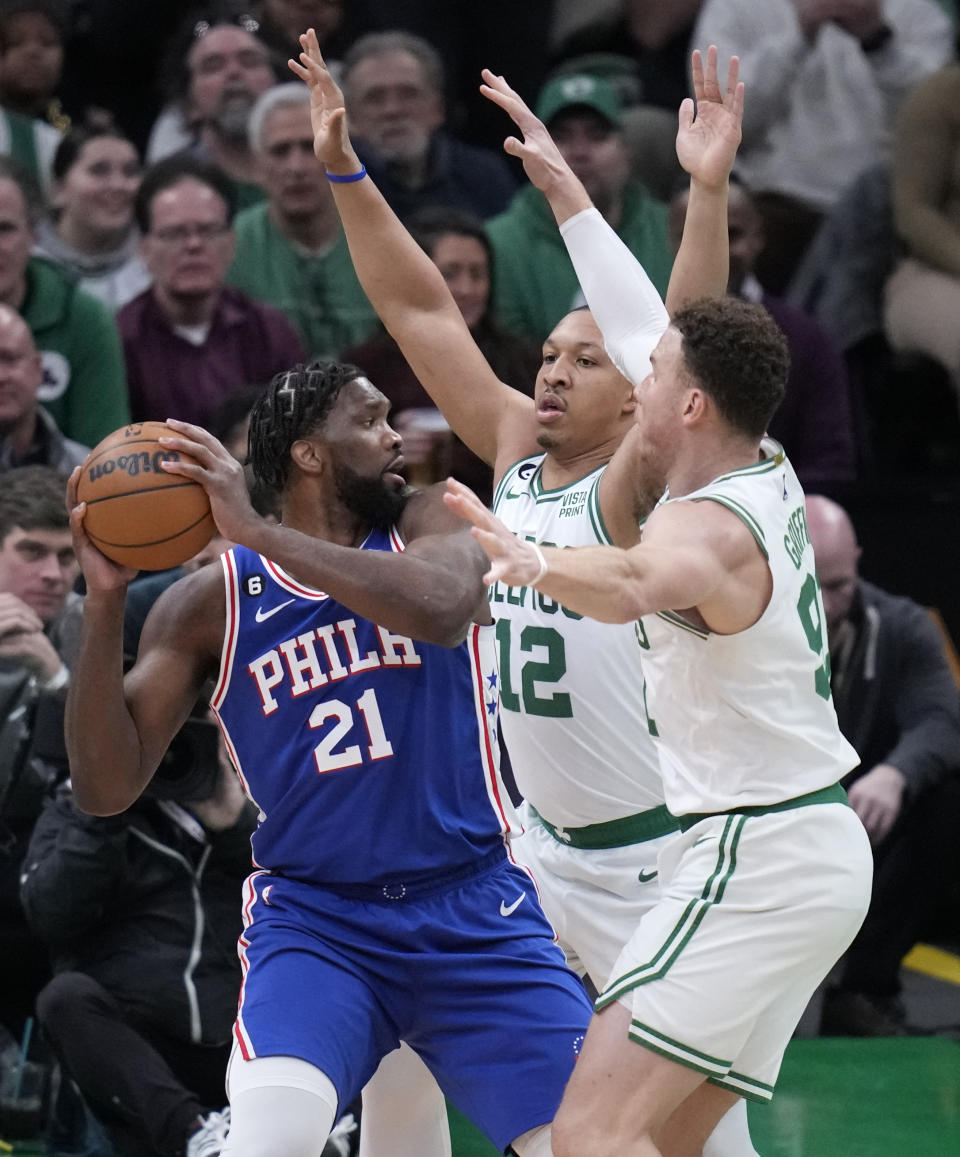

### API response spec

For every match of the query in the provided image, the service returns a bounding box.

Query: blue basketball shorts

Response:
[234,853,591,1152]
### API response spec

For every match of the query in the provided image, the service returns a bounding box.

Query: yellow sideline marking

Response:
[903,943,960,986]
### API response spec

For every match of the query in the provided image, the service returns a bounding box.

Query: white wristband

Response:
[529,543,549,587]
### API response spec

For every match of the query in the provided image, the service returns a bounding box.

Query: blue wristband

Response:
[326,165,367,184]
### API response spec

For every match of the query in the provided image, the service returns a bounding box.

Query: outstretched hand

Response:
[443,477,545,588]
[288,26,358,172]
[479,69,588,216]
[676,47,743,189]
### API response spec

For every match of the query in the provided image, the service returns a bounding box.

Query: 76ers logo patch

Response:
[243,574,266,597]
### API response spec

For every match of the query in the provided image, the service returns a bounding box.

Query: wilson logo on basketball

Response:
[76,421,214,571]
[86,450,182,483]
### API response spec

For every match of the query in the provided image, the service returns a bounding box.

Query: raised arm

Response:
[65,468,221,816]
[289,30,536,475]
[478,49,741,380]
[693,0,803,146]
[478,69,668,388]
[162,422,490,647]
[667,47,742,311]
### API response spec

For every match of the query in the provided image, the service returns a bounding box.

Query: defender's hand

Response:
[676,47,743,191]
[443,477,546,588]
[479,69,577,201]
[288,26,360,174]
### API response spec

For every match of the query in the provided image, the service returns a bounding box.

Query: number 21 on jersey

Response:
[308,688,394,773]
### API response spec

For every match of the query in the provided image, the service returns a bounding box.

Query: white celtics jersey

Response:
[642,441,859,816]
[492,456,663,828]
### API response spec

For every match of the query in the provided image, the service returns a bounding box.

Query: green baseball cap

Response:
[535,73,623,129]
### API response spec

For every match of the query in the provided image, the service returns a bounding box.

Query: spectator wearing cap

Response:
[342,30,517,221]
[486,72,672,343]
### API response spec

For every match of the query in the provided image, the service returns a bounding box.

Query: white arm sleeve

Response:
[559,207,670,385]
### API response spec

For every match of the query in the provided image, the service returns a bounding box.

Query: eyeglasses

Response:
[149,222,231,245]
[193,13,259,38]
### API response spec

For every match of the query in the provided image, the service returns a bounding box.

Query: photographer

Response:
[21,721,257,1157]
[0,465,79,1042]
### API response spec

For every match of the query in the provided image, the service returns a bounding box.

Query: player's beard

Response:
[334,461,408,531]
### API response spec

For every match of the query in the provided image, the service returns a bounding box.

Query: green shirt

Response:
[227,204,378,359]
[487,182,674,344]
[23,259,130,448]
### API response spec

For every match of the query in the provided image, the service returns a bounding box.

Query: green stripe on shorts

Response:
[596,815,746,1006]
[628,1018,731,1074]
[708,1069,775,1103]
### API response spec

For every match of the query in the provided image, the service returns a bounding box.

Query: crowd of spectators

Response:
[1,0,959,1153]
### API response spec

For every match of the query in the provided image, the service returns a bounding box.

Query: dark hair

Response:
[0,0,66,51]
[0,154,43,224]
[134,153,236,234]
[671,297,789,440]
[0,464,69,542]
[407,205,492,267]
[405,206,495,330]
[52,124,139,183]
[343,30,444,95]
[249,361,365,494]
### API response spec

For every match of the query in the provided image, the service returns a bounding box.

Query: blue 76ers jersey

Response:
[211,528,515,889]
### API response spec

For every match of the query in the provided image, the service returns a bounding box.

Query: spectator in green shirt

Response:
[487,73,674,344]
[227,83,378,359]
[0,157,129,447]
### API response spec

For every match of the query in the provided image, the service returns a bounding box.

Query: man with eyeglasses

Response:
[116,154,305,430]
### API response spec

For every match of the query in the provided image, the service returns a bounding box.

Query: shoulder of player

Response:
[398,483,478,546]
[644,497,760,565]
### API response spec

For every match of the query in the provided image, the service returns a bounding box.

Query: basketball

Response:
[76,422,216,571]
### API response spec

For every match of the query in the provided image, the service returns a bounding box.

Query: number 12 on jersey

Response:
[494,619,573,718]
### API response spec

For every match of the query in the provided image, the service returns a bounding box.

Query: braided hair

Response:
[249,361,365,495]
